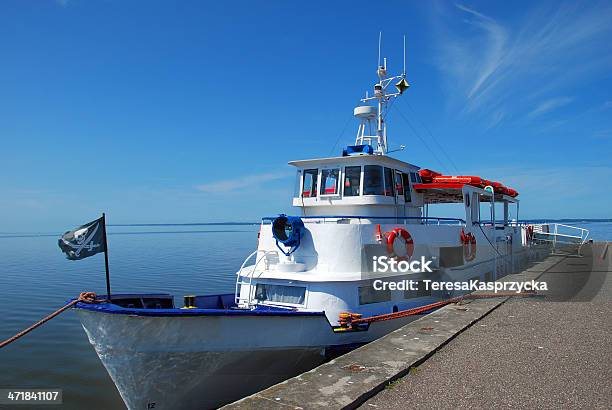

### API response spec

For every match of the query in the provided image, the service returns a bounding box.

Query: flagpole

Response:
[101,213,112,301]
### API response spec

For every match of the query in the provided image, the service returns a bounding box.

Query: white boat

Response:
[73,42,572,409]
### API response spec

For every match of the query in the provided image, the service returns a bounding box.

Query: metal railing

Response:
[234,250,276,308]
[533,223,590,245]
[522,223,590,256]
[261,215,465,225]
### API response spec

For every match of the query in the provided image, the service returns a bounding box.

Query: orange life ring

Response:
[386,228,414,261]
[460,229,476,261]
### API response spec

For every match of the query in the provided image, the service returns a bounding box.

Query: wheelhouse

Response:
[290,153,425,219]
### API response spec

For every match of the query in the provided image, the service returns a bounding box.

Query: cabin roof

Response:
[288,154,419,169]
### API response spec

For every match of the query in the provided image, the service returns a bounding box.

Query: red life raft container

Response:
[418,169,442,183]
[417,169,518,197]
[491,181,509,194]
[506,188,518,197]
[433,175,485,188]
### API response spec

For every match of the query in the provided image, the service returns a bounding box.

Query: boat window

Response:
[383,167,395,196]
[410,172,420,183]
[255,284,306,305]
[359,285,391,305]
[394,171,404,196]
[402,173,411,202]
[404,282,432,298]
[320,168,340,196]
[363,165,384,195]
[495,201,505,226]
[479,197,493,224]
[344,166,361,196]
[302,169,318,198]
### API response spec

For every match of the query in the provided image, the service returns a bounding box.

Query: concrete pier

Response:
[223,242,611,409]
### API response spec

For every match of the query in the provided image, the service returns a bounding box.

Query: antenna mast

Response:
[355,33,410,155]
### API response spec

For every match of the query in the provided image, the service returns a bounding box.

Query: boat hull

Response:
[76,309,418,409]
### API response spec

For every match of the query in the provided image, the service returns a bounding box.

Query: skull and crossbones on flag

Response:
[58,217,106,260]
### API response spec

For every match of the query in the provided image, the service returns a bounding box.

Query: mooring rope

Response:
[341,291,537,327]
[0,292,101,349]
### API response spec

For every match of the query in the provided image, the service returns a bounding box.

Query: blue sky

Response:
[1,0,611,232]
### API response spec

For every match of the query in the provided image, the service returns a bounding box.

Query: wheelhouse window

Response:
[364,165,383,195]
[410,172,421,183]
[320,168,340,196]
[383,167,395,196]
[394,171,404,196]
[255,284,306,305]
[402,173,412,202]
[344,166,361,196]
[302,169,318,198]
[359,285,391,305]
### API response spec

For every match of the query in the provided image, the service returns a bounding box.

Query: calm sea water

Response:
[0,225,259,410]
[0,221,610,409]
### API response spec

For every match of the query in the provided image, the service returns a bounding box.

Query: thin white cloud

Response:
[434,2,612,126]
[455,4,493,22]
[593,129,612,139]
[485,110,506,130]
[195,171,291,193]
[453,4,508,101]
[528,97,573,118]
[55,0,70,7]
